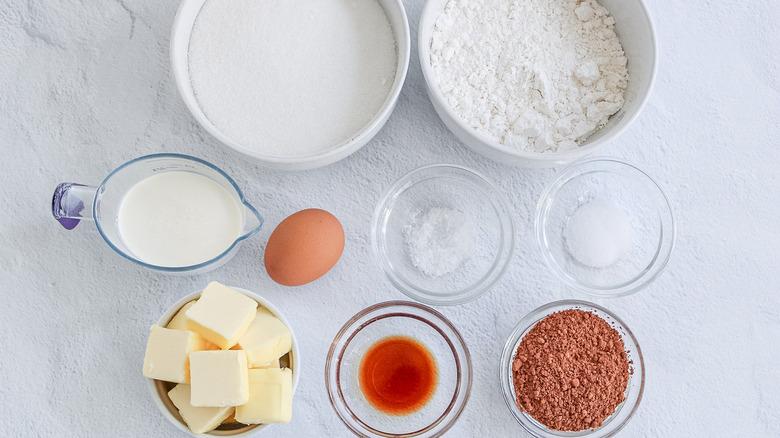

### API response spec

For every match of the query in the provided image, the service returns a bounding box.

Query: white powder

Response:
[406,207,475,277]
[189,0,397,157]
[565,200,632,268]
[430,0,628,153]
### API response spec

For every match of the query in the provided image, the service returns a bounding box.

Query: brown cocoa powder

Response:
[512,309,630,431]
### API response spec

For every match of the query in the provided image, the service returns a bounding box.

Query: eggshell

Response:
[264,209,345,286]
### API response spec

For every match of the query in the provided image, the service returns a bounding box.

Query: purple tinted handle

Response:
[52,183,96,230]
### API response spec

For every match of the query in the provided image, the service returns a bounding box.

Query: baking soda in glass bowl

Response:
[535,158,675,297]
[564,200,633,268]
[188,0,398,158]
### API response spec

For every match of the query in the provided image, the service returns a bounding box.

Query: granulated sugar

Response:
[430,0,628,152]
[189,0,397,157]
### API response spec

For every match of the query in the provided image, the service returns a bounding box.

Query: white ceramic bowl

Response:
[418,0,657,167]
[146,287,300,437]
[170,0,410,171]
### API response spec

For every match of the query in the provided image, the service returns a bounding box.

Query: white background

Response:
[1,0,778,436]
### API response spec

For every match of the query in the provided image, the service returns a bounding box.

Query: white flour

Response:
[430,0,628,152]
[189,0,397,157]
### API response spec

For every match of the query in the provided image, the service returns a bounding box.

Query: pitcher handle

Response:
[52,183,97,230]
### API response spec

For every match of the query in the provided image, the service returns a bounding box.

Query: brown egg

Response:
[264,209,345,286]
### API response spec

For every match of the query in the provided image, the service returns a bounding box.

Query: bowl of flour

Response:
[419,0,656,167]
[171,0,410,170]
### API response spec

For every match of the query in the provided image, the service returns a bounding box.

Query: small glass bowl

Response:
[325,301,472,437]
[372,164,515,305]
[536,157,675,297]
[147,287,300,437]
[500,300,644,438]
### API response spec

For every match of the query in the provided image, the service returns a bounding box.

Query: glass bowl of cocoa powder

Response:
[499,300,644,437]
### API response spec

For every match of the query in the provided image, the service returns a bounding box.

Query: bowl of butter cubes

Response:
[143,282,299,436]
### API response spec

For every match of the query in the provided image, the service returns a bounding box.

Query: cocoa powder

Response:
[511,309,630,431]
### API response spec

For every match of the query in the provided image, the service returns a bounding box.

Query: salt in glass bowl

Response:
[499,300,644,438]
[536,157,675,297]
[171,0,411,170]
[418,0,657,167]
[325,301,472,437]
[146,287,300,437]
[371,164,515,306]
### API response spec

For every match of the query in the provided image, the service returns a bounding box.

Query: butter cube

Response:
[168,383,234,434]
[189,350,249,407]
[167,301,221,350]
[252,357,280,369]
[143,325,208,383]
[166,300,196,331]
[185,282,258,349]
[235,368,293,424]
[237,307,291,367]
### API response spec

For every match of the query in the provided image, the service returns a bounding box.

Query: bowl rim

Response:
[146,286,300,437]
[371,163,515,305]
[325,300,473,437]
[499,299,645,438]
[170,0,412,170]
[417,0,658,164]
[535,156,676,297]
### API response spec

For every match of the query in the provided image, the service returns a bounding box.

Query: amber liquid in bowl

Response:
[359,336,438,415]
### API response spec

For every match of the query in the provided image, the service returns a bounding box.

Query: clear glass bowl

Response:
[325,301,472,437]
[500,300,644,438]
[372,164,515,305]
[536,157,675,297]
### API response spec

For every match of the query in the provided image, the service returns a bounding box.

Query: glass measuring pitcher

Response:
[52,153,263,274]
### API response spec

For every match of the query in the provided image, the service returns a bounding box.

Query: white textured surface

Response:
[1,0,778,437]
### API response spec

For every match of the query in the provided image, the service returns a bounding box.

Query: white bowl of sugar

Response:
[418,0,657,167]
[171,0,410,170]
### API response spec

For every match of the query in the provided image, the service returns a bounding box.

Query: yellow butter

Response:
[185,282,257,349]
[142,325,208,383]
[167,301,221,350]
[237,307,291,367]
[189,350,249,407]
[168,383,234,434]
[235,368,292,424]
[166,300,196,331]
[251,357,280,369]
